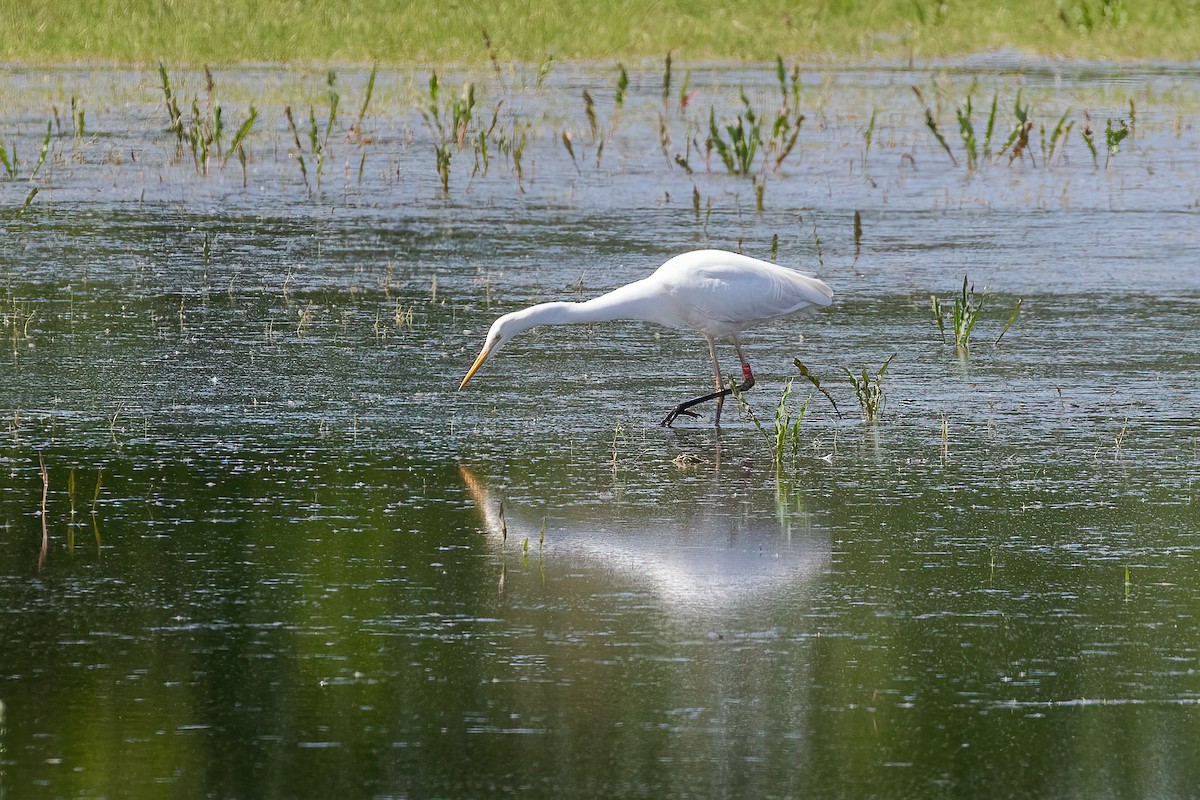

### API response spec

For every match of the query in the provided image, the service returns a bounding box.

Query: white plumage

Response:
[459,249,834,426]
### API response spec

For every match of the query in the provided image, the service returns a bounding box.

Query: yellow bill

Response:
[458,345,492,390]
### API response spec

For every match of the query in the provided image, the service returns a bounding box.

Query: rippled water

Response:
[2,59,1199,798]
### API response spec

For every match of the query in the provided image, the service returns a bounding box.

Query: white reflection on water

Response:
[460,465,830,617]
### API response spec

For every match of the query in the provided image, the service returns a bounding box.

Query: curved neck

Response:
[511,280,659,331]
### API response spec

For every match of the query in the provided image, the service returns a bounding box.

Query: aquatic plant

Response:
[578,65,629,167]
[707,62,805,181]
[996,91,1033,164]
[1,120,52,185]
[91,468,103,517]
[422,71,478,192]
[770,381,810,468]
[394,302,415,330]
[1113,417,1129,454]
[107,400,124,444]
[613,64,629,121]
[159,65,223,173]
[304,70,341,192]
[956,94,978,169]
[1080,112,1099,166]
[691,185,712,232]
[677,69,694,115]
[912,86,957,166]
[983,93,999,157]
[30,122,51,180]
[448,81,476,147]
[284,105,311,191]
[766,57,805,170]
[348,65,378,182]
[435,144,451,193]
[1043,110,1074,167]
[495,119,529,191]
[355,64,377,133]
[19,187,38,215]
[1105,117,1130,168]
[610,420,625,471]
[792,358,840,417]
[223,106,257,187]
[913,87,1097,171]
[672,128,696,174]
[536,54,554,90]
[71,96,85,138]
[931,276,981,351]
[862,109,876,167]
[157,65,256,177]
[68,467,77,521]
[931,275,1022,352]
[657,113,671,167]
[2,122,47,214]
[995,299,1023,346]
[845,353,896,423]
[158,64,184,141]
[561,129,579,172]
[582,89,598,142]
[0,139,15,179]
[661,52,672,107]
[853,211,863,259]
[470,101,502,178]
[731,378,809,470]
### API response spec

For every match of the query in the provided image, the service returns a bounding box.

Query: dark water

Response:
[2,60,1199,798]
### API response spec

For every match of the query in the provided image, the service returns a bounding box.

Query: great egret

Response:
[458,249,834,426]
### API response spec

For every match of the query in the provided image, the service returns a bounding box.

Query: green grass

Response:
[931,276,1023,353]
[730,378,809,472]
[931,276,983,352]
[846,353,896,423]
[5,0,1200,65]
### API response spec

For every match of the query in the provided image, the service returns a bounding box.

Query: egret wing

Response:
[663,253,832,329]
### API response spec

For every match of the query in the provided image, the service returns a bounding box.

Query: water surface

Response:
[2,59,1199,798]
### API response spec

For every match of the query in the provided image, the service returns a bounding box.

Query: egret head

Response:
[458,312,523,390]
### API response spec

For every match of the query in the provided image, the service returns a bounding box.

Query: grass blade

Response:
[793,358,841,417]
[994,298,1023,345]
[30,120,52,180]
[357,64,377,129]
[223,106,257,167]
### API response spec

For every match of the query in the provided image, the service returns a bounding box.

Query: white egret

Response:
[458,249,834,426]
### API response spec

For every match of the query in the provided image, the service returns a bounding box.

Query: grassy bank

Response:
[5,0,1200,65]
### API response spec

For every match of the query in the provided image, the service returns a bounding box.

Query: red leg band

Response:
[741,363,753,382]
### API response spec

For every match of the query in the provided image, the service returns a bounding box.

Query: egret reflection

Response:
[459,465,830,616]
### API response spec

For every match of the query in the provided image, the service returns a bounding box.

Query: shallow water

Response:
[2,59,1199,798]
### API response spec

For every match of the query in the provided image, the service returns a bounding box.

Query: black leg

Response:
[661,364,756,427]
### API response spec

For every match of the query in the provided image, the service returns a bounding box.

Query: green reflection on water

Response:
[2,417,1198,798]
